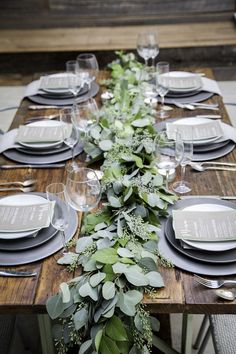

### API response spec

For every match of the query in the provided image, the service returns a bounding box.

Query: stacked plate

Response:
[0,193,78,266]
[4,120,83,164]
[155,118,235,162]
[158,197,236,276]
[158,71,214,104]
[27,73,100,106]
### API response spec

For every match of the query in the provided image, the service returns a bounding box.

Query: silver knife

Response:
[0,270,37,277]
[0,164,65,169]
[28,105,70,110]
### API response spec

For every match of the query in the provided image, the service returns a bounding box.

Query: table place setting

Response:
[158,197,236,276]
[0,193,78,266]
[155,117,236,161]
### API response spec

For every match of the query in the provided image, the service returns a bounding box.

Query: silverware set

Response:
[173,101,219,111]
[0,270,37,277]
[0,178,37,193]
[194,274,236,289]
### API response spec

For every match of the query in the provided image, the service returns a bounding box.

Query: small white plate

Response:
[173,117,222,145]
[160,71,202,92]
[19,120,64,150]
[181,203,236,252]
[0,194,47,240]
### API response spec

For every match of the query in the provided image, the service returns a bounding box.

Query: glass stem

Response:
[180,164,186,185]
[165,170,169,190]
[60,230,67,254]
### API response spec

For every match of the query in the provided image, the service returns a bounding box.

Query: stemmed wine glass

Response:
[65,167,101,230]
[73,98,99,162]
[46,183,71,255]
[76,53,99,89]
[156,61,170,119]
[60,108,79,169]
[155,131,184,190]
[137,32,159,68]
[173,130,193,194]
[66,60,83,97]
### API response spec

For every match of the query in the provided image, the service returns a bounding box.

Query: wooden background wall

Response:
[0,0,235,29]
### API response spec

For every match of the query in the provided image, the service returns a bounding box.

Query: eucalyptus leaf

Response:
[73,308,88,330]
[100,335,120,354]
[108,195,122,208]
[76,237,93,254]
[102,281,115,300]
[90,272,106,287]
[131,118,150,127]
[106,315,128,341]
[95,222,108,231]
[57,252,78,265]
[99,140,113,151]
[59,283,71,304]
[92,248,119,264]
[112,262,129,274]
[79,282,98,301]
[146,271,164,288]
[117,247,133,258]
[124,270,149,286]
[78,339,93,354]
[150,316,160,332]
[46,294,65,320]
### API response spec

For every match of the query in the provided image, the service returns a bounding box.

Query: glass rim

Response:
[46,182,66,193]
[66,167,99,183]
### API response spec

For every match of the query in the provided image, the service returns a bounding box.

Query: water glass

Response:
[76,53,99,89]
[156,61,170,119]
[46,183,70,254]
[137,32,159,67]
[66,60,83,97]
[60,108,79,169]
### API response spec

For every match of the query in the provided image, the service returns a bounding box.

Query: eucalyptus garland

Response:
[46,51,178,354]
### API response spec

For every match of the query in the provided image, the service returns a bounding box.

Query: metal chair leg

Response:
[38,314,55,354]
[193,315,209,350]
[197,326,211,354]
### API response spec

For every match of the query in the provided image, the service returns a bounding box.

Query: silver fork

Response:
[194,274,236,288]
[0,186,36,193]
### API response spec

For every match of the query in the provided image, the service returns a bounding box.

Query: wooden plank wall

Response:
[0,0,235,29]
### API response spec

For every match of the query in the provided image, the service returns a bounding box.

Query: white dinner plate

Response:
[0,194,47,240]
[19,120,64,150]
[182,204,236,252]
[40,73,70,94]
[172,117,222,145]
[160,71,202,92]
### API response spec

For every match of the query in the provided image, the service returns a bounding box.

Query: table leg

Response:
[181,313,193,354]
[38,314,55,354]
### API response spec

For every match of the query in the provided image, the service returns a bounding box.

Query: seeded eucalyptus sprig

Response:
[46,51,177,354]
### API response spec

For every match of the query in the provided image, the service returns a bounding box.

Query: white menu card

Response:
[15,124,71,143]
[172,210,236,242]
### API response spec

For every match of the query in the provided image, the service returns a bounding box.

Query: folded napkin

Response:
[0,201,54,232]
[0,129,20,153]
[172,209,236,242]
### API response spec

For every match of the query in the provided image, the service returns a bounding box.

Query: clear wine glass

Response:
[173,129,193,194]
[60,108,79,169]
[66,60,83,97]
[155,131,184,190]
[76,53,99,89]
[65,168,101,232]
[156,61,170,119]
[46,183,71,255]
[137,32,159,68]
[72,98,98,162]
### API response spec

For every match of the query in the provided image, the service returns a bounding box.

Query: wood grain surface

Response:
[0,68,235,315]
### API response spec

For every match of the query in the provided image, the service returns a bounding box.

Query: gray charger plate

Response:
[159,91,214,104]
[165,216,236,263]
[4,141,83,164]
[28,82,99,106]
[158,198,236,275]
[0,225,58,251]
[155,120,235,161]
[0,192,78,266]
[17,143,70,156]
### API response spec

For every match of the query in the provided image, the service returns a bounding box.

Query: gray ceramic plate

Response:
[0,192,78,266]
[28,82,99,106]
[158,198,236,275]
[160,91,214,104]
[4,141,83,164]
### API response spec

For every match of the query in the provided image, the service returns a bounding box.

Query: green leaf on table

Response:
[90,272,106,287]
[108,195,122,208]
[150,316,160,332]
[100,335,120,354]
[138,257,157,272]
[117,290,143,317]
[141,172,152,185]
[95,222,108,231]
[99,140,113,151]
[106,315,128,341]
[134,313,143,333]
[78,339,93,354]
[147,193,165,208]
[59,282,71,303]
[57,252,78,265]
[131,118,150,127]
[124,269,149,286]
[46,294,65,320]
[90,125,102,140]
[83,259,97,272]
[92,248,119,264]
[73,308,88,330]
[95,329,103,351]
[112,262,129,274]
[146,271,164,288]
[76,236,93,254]
[79,282,98,301]
[102,281,116,300]
[123,186,133,202]
[117,247,133,258]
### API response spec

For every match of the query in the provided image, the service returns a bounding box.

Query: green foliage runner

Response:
[46,51,178,354]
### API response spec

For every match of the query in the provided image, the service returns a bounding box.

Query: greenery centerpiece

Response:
[46,51,177,354]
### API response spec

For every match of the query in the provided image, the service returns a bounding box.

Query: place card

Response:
[15,124,71,143]
[0,202,55,232]
[40,75,69,90]
[172,210,236,242]
[166,120,223,141]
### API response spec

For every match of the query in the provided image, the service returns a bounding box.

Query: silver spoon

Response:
[0,179,36,187]
[190,162,236,172]
[216,289,236,301]
[0,186,36,193]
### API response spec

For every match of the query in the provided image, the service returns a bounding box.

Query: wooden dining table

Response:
[0,68,235,354]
